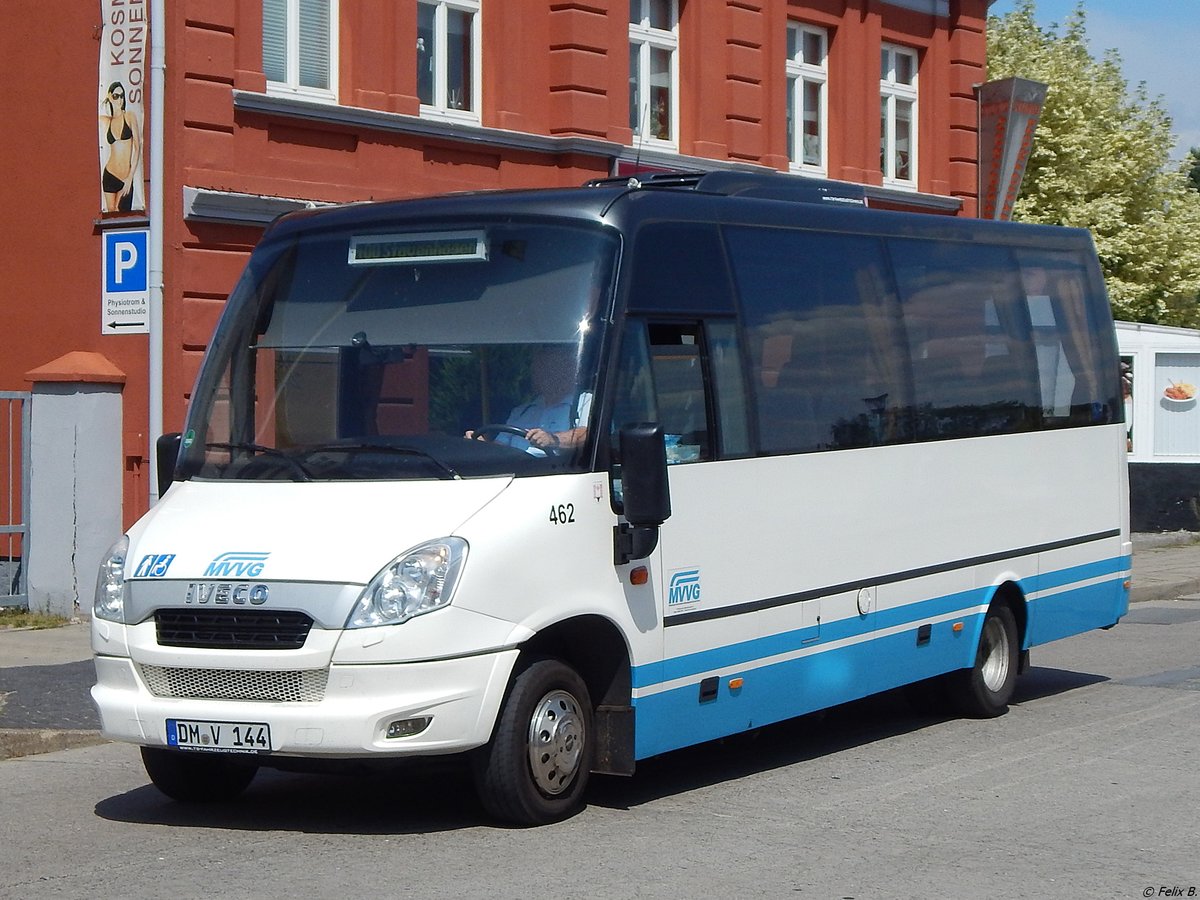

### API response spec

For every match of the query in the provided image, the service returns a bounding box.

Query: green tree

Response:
[1188,148,1200,192]
[988,1,1200,325]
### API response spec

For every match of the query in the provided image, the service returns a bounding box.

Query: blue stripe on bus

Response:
[633,613,985,759]
[630,556,1129,758]
[644,585,987,689]
[1025,555,1128,593]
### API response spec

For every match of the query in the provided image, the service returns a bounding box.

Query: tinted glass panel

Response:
[180,223,615,481]
[648,323,711,463]
[708,319,751,457]
[890,240,1040,440]
[1015,248,1121,426]
[628,224,735,313]
[726,227,909,454]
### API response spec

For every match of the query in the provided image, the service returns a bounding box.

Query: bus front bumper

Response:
[91,648,519,758]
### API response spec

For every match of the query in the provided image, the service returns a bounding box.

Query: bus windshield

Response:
[178,221,617,482]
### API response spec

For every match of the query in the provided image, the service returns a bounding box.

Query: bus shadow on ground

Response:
[587,664,1107,812]
[93,665,1106,833]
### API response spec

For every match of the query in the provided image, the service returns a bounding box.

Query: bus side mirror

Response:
[156,432,182,496]
[614,424,671,565]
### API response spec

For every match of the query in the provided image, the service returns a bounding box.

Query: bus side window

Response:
[725,227,907,454]
[648,323,712,464]
[1016,250,1119,426]
[610,324,658,435]
[707,319,751,457]
[608,322,658,508]
[891,240,1040,440]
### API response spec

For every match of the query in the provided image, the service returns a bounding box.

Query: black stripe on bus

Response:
[662,529,1123,627]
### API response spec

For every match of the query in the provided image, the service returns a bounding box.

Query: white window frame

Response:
[417,0,482,124]
[880,43,918,188]
[629,0,679,150]
[786,22,828,176]
[263,0,339,102]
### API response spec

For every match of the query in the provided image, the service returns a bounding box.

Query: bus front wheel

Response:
[472,658,592,825]
[947,604,1019,718]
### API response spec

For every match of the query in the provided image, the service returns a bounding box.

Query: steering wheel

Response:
[473,424,528,440]
[472,423,563,455]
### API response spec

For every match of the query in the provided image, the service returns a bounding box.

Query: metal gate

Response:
[1,391,30,609]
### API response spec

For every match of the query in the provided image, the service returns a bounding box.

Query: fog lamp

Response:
[385,717,432,739]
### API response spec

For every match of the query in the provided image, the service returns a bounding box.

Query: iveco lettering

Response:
[91,172,1131,825]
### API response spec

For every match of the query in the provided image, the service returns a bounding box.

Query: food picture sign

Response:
[97,0,147,214]
[1164,380,1196,404]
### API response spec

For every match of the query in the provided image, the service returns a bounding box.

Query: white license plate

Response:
[167,719,271,754]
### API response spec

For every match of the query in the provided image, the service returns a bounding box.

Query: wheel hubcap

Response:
[980,617,1011,693]
[527,689,585,796]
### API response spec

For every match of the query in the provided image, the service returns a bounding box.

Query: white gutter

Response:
[148,0,165,503]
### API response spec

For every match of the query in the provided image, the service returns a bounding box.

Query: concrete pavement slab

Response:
[0,622,92,668]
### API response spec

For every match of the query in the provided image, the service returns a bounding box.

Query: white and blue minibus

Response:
[91,171,1130,824]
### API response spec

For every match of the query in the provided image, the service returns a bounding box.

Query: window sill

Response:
[264,83,339,105]
[419,105,481,127]
[789,162,828,178]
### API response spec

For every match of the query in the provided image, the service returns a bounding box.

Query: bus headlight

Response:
[347,538,468,628]
[94,535,129,622]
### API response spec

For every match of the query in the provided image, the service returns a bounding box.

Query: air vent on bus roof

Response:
[583,170,867,207]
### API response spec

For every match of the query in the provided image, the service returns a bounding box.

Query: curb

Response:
[1130,579,1200,605]
[0,729,107,761]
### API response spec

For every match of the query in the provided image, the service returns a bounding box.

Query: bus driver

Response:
[466,345,590,455]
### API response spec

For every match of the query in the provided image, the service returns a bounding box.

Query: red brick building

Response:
[4,0,990,526]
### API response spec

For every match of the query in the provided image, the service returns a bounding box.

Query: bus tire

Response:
[948,604,1019,718]
[140,747,258,802]
[472,658,592,826]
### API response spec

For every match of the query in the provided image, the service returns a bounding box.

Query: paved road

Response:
[1,599,1198,899]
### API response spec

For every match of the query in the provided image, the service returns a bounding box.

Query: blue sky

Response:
[987,0,1200,159]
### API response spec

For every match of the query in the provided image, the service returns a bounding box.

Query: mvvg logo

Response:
[668,569,702,607]
[204,551,270,578]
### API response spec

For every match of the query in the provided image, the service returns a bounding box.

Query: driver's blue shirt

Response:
[500,392,592,456]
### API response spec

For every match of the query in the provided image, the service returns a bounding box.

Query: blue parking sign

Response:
[104,230,148,293]
[102,229,150,334]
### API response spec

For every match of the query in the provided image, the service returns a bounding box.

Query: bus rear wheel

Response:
[141,747,259,802]
[948,604,1019,718]
[472,658,592,826]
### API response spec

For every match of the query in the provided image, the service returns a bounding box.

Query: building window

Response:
[417,0,480,119]
[880,43,918,186]
[786,23,828,174]
[629,0,678,146]
[263,0,338,99]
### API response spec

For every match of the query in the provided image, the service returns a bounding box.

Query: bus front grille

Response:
[155,609,313,650]
[140,665,328,703]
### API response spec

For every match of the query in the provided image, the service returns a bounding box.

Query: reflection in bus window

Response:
[726,227,908,454]
[1016,249,1119,427]
[181,223,616,481]
[891,240,1040,440]
[648,323,711,464]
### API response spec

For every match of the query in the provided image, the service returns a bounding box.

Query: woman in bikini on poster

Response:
[99,81,141,212]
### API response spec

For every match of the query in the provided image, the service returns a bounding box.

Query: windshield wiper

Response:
[302,442,463,481]
[205,442,313,482]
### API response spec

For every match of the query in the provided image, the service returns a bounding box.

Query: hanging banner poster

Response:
[977,77,1048,221]
[98,0,148,213]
